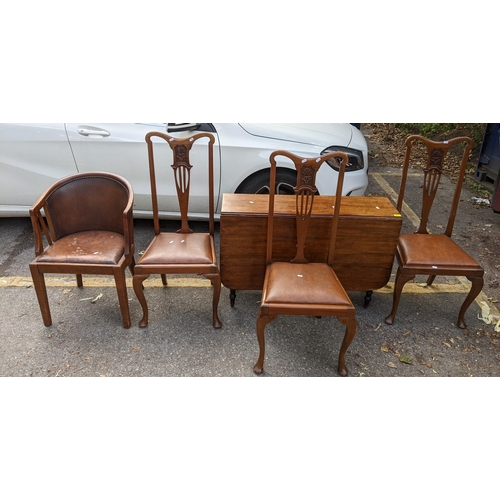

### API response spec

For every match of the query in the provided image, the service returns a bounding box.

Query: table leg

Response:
[363,290,373,308]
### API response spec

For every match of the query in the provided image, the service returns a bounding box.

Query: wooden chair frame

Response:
[254,150,357,376]
[132,132,222,328]
[385,135,484,328]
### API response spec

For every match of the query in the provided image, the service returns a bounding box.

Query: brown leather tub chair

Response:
[29,171,135,328]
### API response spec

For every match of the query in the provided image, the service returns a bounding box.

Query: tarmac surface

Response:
[1,162,499,378]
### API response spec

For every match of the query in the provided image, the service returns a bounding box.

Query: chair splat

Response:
[292,158,321,263]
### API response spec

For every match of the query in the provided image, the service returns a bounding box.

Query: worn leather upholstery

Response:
[29,172,135,329]
[37,231,126,265]
[45,176,128,238]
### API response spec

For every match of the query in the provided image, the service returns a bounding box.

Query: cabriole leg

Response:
[133,273,150,328]
[457,275,484,329]
[385,268,415,325]
[337,317,357,377]
[205,272,222,328]
[253,314,277,375]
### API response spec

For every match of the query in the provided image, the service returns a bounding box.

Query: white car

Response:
[0,123,368,219]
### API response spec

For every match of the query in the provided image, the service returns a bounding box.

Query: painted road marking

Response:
[0,276,213,288]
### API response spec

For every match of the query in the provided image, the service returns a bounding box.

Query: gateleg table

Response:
[219,194,402,307]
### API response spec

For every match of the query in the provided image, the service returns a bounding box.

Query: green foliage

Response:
[394,123,490,197]
[467,124,486,145]
[465,175,492,199]
[395,123,485,145]
[396,123,451,136]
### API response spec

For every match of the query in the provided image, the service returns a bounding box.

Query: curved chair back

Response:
[32,172,133,248]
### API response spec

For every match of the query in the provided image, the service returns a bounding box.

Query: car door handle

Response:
[77,127,110,137]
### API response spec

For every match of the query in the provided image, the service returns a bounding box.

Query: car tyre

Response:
[236,168,297,195]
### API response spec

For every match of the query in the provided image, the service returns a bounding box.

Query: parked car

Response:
[0,123,369,219]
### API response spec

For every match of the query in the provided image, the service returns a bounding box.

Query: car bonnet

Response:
[238,123,354,148]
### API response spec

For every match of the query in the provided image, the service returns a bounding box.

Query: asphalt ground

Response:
[2,162,499,499]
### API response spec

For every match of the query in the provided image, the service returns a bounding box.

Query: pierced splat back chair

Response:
[253,150,357,376]
[132,132,222,328]
[29,172,135,328]
[385,135,484,328]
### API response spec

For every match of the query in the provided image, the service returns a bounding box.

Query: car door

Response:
[64,123,221,218]
[0,123,78,215]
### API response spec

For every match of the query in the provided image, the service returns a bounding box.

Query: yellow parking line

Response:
[376,282,470,294]
[2,273,498,320]
[0,276,213,288]
[0,275,478,296]
[371,172,420,226]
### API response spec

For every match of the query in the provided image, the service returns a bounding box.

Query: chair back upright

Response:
[266,150,349,266]
[145,131,215,237]
[31,172,133,255]
[397,135,473,237]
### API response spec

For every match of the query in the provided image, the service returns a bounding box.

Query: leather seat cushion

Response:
[264,262,354,307]
[38,231,125,264]
[399,234,482,270]
[138,232,215,265]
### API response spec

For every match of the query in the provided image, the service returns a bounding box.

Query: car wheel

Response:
[236,168,297,195]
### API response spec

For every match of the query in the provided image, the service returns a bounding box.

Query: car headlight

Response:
[321,146,365,172]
